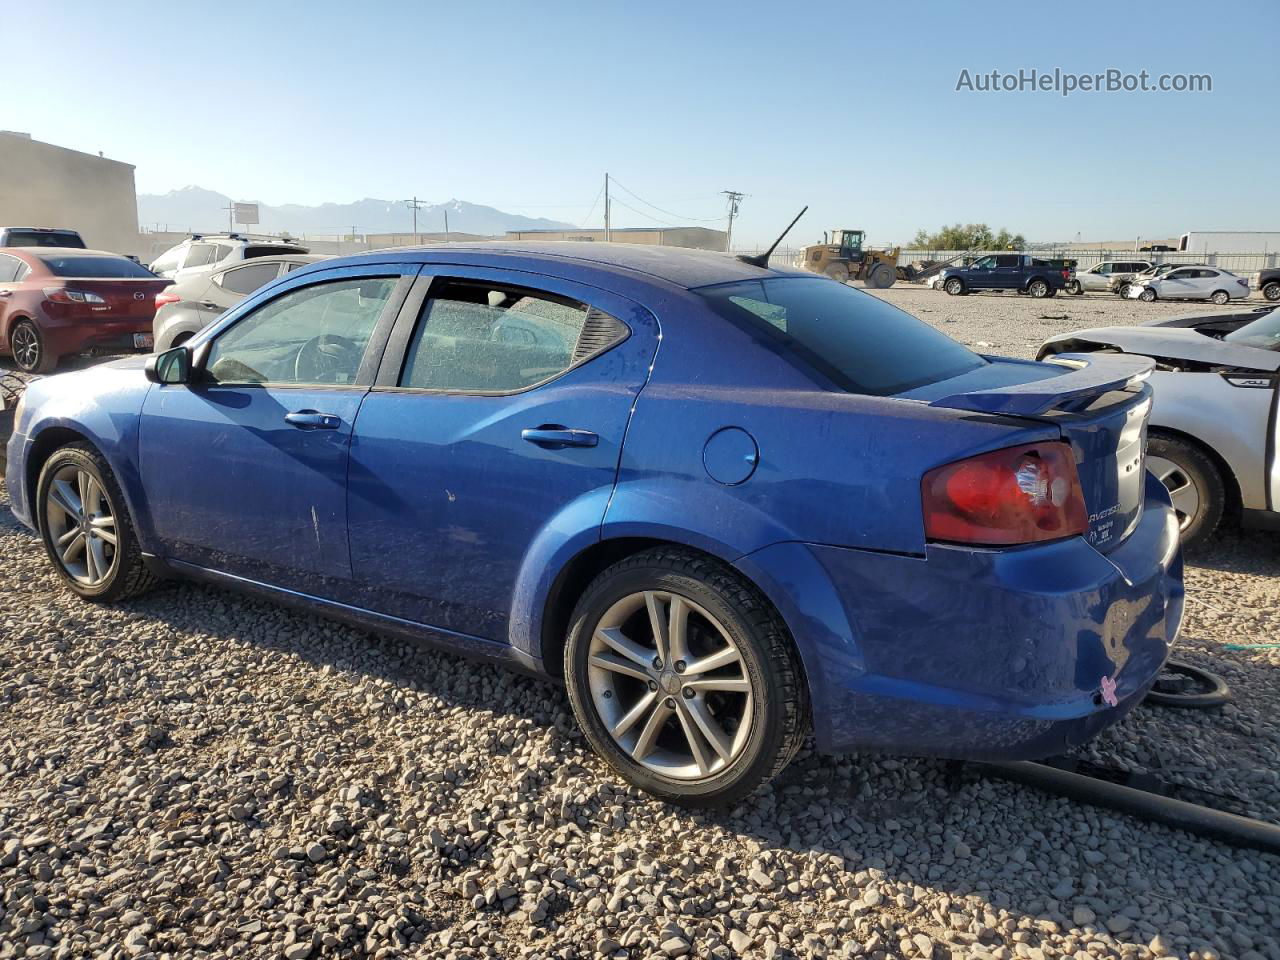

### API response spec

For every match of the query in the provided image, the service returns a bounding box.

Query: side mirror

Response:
[145,345,192,384]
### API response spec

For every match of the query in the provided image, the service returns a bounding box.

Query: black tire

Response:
[1117,282,1133,299]
[1263,280,1280,302]
[1146,434,1225,550]
[1139,287,1157,302]
[35,443,159,602]
[824,263,849,284]
[1144,660,1231,709]
[866,264,896,289]
[564,547,810,806]
[944,278,965,296]
[1027,278,1050,298]
[10,319,57,374]
[1067,280,1083,296]
[1209,290,1230,305]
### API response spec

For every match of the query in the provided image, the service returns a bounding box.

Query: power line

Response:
[607,195,682,227]
[580,181,606,228]
[608,177,725,223]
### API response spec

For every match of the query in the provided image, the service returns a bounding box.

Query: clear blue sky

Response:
[8,0,1277,246]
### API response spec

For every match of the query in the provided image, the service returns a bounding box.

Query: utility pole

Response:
[224,202,235,233]
[603,173,611,242]
[722,190,744,252]
[443,207,449,242]
[402,197,428,244]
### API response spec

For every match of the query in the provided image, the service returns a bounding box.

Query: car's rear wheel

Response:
[1139,287,1157,302]
[824,263,849,284]
[564,548,809,806]
[944,278,965,296]
[1027,279,1050,298]
[1209,290,1230,305]
[10,320,57,374]
[1147,435,1225,550]
[1263,280,1280,301]
[36,443,159,602]
[865,264,895,289]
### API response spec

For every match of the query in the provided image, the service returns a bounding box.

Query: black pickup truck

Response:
[1251,268,1280,302]
[939,254,1075,298]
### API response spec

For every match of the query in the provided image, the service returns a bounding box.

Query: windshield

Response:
[4,230,84,248]
[1224,307,1280,351]
[697,277,985,395]
[38,255,157,278]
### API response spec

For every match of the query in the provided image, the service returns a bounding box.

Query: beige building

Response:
[504,226,727,251]
[0,132,141,254]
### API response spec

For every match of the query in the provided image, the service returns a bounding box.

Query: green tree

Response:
[911,223,1026,250]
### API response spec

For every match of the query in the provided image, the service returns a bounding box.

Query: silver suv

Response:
[147,233,309,281]
[153,254,327,350]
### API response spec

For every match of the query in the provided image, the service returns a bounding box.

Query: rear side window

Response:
[217,262,280,295]
[399,279,624,393]
[698,277,985,395]
[37,255,156,278]
[995,255,1020,267]
[0,255,20,283]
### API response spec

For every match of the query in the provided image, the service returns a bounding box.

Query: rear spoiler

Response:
[929,353,1154,417]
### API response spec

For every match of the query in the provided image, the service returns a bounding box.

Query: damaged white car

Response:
[1040,305,1280,547]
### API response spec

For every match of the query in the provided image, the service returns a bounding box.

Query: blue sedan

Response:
[5,243,1184,805]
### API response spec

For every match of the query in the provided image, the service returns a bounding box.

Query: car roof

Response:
[325,241,808,290]
[0,246,123,259]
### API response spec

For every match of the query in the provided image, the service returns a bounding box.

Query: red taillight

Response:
[43,286,105,305]
[155,291,181,309]
[922,442,1088,546]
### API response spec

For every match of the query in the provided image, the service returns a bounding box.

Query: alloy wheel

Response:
[1147,454,1200,532]
[586,590,754,781]
[44,464,119,586]
[12,324,39,371]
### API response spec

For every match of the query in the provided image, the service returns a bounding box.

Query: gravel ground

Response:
[1,288,1277,960]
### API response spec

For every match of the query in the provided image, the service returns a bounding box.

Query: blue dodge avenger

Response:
[6,242,1183,805]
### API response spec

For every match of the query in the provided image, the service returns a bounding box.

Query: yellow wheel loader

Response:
[799,229,899,288]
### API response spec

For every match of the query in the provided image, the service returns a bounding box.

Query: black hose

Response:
[978,761,1280,854]
[1144,659,1231,708]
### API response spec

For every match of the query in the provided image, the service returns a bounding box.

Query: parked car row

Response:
[1,231,324,373]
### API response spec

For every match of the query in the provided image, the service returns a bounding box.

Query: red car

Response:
[0,248,171,373]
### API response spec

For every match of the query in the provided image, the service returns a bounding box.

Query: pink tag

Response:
[1100,675,1118,707]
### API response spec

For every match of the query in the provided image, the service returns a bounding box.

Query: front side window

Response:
[971,256,996,269]
[1167,269,1193,280]
[399,280,608,392]
[217,262,281,296]
[149,247,184,275]
[698,277,985,395]
[205,277,395,386]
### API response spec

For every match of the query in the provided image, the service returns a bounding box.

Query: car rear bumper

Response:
[736,472,1183,760]
[43,319,154,357]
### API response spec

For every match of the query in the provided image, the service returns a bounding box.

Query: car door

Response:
[1160,268,1197,299]
[345,266,659,642]
[0,253,21,332]
[137,263,415,592]
[967,256,996,288]
[1081,262,1111,292]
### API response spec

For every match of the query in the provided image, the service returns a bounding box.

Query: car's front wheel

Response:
[1117,282,1133,299]
[1147,435,1225,550]
[944,278,965,296]
[1139,287,1158,302]
[36,443,159,602]
[1067,280,1082,296]
[564,548,809,806]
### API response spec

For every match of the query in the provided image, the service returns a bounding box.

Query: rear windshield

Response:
[38,255,157,278]
[697,277,985,394]
[5,230,85,248]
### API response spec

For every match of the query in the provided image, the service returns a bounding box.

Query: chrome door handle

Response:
[0,290,10,297]
[521,426,598,448]
[284,410,341,430]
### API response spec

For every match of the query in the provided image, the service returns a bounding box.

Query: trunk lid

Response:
[63,279,171,320]
[909,353,1154,552]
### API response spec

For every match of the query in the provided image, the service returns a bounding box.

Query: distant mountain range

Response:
[137,186,575,237]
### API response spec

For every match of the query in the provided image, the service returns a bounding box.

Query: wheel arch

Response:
[1148,424,1243,518]
[24,425,98,530]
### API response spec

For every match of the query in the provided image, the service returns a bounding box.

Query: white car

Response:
[1127,266,1251,304]
[1071,259,1152,295]
[147,233,309,282]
